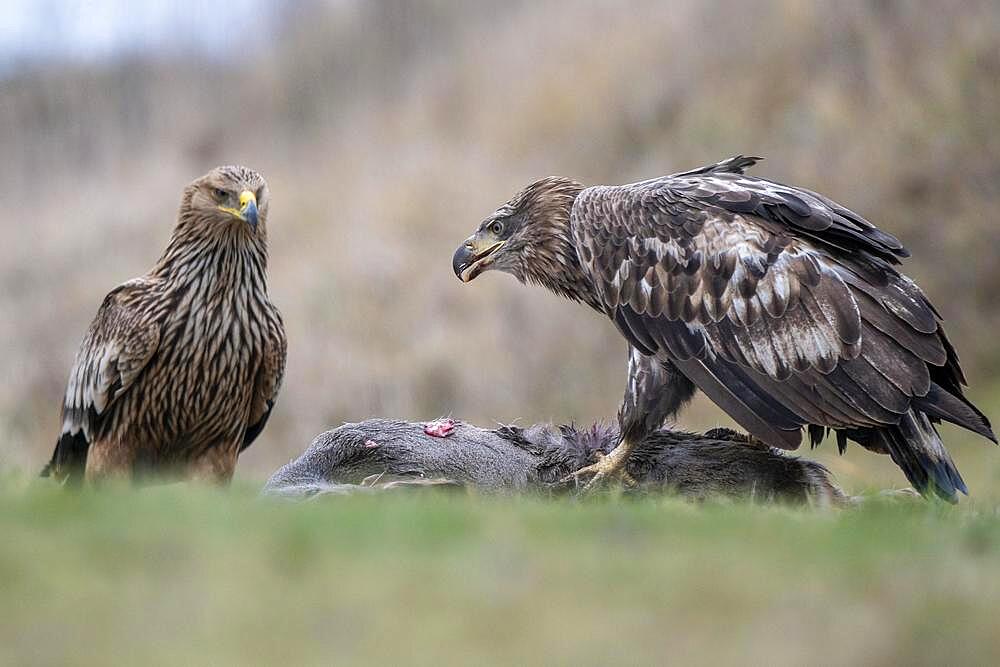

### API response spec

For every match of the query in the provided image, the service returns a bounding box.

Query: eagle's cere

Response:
[43,165,287,484]
[454,156,996,500]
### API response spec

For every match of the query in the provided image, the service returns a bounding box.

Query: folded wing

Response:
[43,280,162,482]
[572,158,993,467]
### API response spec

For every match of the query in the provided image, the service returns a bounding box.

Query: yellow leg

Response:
[560,438,638,491]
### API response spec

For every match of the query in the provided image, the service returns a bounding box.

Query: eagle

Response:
[43,165,287,484]
[453,156,995,500]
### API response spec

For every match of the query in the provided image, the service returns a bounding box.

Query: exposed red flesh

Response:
[423,418,456,438]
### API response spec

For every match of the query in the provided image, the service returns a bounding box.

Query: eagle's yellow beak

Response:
[239,190,259,229]
[453,235,506,282]
[218,190,259,228]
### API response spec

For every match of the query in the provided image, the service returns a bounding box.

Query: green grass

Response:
[2,481,1000,666]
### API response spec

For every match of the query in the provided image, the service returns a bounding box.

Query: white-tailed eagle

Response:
[453,156,994,500]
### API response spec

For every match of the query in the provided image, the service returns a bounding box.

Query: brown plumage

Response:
[454,156,995,500]
[43,165,286,484]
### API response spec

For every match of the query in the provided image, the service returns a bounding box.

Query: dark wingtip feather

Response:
[970,416,995,444]
[914,383,997,443]
[859,226,907,253]
[43,431,89,485]
[671,155,764,178]
[721,155,763,174]
[241,400,275,452]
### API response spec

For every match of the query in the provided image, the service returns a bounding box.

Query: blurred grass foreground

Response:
[2,481,1000,665]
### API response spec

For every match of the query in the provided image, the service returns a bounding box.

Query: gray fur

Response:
[264,419,847,507]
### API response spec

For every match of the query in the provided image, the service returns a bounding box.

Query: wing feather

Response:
[670,356,803,449]
[48,279,162,480]
[571,163,985,450]
[242,304,286,452]
[61,280,162,440]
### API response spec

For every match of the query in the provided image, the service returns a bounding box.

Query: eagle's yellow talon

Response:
[560,441,637,492]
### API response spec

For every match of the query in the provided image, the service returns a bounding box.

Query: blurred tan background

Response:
[1,0,998,490]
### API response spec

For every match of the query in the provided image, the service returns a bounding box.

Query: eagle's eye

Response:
[489,220,505,236]
[213,188,229,202]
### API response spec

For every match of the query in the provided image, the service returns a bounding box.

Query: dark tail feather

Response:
[41,431,89,485]
[875,410,967,502]
[912,382,996,443]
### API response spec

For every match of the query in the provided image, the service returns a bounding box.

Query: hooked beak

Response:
[239,190,259,229]
[453,237,506,282]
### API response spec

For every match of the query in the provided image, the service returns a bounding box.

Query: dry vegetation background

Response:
[1,0,998,487]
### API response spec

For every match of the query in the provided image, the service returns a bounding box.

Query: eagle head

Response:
[182,165,269,233]
[453,176,584,284]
